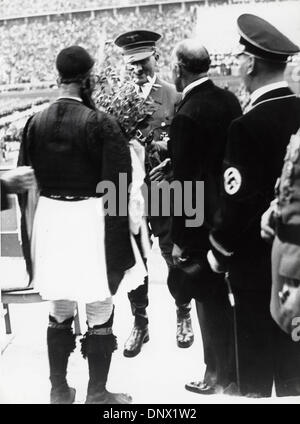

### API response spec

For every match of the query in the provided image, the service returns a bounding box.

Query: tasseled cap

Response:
[56,45,95,81]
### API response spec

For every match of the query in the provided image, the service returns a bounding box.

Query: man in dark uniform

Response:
[208,14,300,397]
[170,38,242,394]
[114,30,194,358]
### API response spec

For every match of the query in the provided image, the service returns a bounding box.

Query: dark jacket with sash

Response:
[210,86,300,291]
[18,98,135,294]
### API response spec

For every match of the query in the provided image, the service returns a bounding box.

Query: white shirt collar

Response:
[136,74,157,99]
[250,81,288,107]
[182,77,210,99]
[57,95,83,103]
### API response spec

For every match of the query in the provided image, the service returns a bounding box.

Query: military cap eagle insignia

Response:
[126,34,140,43]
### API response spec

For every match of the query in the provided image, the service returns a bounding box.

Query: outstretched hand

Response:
[261,203,276,243]
[1,166,36,194]
[149,158,171,182]
[172,243,186,266]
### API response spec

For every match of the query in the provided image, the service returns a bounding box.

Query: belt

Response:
[277,222,300,246]
[41,190,99,201]
[42,194,91,201]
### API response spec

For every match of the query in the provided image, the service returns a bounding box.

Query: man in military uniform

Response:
[208,14,300,397]
[261,130,300,335]
[115,30,194,357]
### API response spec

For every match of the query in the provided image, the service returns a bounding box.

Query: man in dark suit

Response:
[170,38,242,394]
[115,30,194,358]
[209,14,300,397]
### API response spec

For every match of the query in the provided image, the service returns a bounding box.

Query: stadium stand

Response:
[0,0,298,88]
[0,0,299,86]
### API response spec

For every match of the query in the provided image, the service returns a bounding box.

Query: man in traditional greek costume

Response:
[18,46,145,404]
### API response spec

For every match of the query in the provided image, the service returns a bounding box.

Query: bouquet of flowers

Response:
[93,66,157,143]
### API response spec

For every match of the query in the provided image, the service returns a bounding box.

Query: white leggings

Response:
[50,297,113,328]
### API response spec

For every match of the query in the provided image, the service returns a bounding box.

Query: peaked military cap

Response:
[114,30,161,63]
[237,14,300,62]
[56,45,95,80]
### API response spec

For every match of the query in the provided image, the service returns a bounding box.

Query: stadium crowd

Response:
[0,0,128,17]
[0,8,197,84]
[0,0,287,18]
[0,1,298,85]
[0,0,244,18]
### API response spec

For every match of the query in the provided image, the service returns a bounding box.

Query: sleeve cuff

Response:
[209,233,234,257]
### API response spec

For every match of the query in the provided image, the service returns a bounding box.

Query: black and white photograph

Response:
[0,0,300,408]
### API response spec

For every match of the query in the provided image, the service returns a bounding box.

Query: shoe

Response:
[176,312,194,348]
[50,386,76,404]
[185,381,216,395]
[223,382,240,396]
[86,389,132,404]
[123,326,149,358]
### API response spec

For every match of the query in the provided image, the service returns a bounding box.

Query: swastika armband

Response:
[224,167,242,195]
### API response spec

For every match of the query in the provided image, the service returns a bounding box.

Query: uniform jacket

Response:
[210,86,300,290]
[139,77,180,146]
[141,77,180,236]
[18,98,135,294]
[271,128,300,333]
[276,127,300,249]
[170,79,242,251]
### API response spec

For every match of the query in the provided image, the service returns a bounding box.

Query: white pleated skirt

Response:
[31,196,146,303]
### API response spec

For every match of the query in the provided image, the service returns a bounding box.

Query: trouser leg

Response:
[274,318,300,397]
[128,278,149,328]
[128,232,149,329]
[155,221,195,348]
[271,240,300,396]
[233,288,274,397]
[156,217,192,308]
[196,300,217,387]
[196,281,235,390]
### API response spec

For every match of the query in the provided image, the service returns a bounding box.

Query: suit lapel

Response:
[150,77,164,107]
